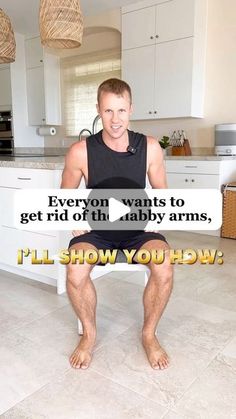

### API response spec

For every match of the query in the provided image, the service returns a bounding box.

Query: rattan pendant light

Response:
[0,8,16,63]
[39,0,84,49]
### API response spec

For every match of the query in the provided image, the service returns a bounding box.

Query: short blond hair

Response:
[97,78,132,104]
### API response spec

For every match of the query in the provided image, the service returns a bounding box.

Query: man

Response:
[61,78,173,370]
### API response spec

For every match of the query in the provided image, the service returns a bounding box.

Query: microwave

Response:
[215,124,236,155]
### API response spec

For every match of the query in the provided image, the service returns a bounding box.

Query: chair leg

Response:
[77,318,83,335]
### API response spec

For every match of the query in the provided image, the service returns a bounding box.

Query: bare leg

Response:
[66,243,98,369]
[136,240,173,370]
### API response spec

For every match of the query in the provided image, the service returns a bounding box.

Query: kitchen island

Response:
[0,156,68,293]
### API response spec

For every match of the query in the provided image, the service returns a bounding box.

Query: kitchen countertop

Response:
[164,146,236,160]
[0,152,235,169]
[0,155,65,169]
[165,155,236,161]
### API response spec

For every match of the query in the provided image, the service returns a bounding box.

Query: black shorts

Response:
[68,231,168,265]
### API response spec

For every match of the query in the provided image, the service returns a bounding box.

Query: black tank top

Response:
[86,129,147,240]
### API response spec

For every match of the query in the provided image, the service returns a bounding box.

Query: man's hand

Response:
[72,230,89,237]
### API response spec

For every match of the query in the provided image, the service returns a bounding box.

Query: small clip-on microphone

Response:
[127,145,137,154]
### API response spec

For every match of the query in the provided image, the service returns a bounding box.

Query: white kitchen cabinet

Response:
[156,0,195,43]
[0,167,63,286]
[122,45,156,120]
[122,0,195,50]
[0,66,12,107]
[167,173,219,188]
[155,38,193,118]
[26,67,46,125]
[0,226,58,278]
[165,158,236,236]
[25,36,44,68]
[122,0,207,119]
[25,37,62,126]
[0,167,57,188]
[123,37,194,119]
[122,6,156,50]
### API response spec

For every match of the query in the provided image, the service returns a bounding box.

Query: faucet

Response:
[92,114,101,135]
[78,128,92,141]
[78,115,101,141]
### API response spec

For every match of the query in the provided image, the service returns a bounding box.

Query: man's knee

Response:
[66,243,98,288]
[148,258,173,286]
[66,262,94,288]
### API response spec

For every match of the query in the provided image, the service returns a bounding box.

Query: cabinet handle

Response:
[154,111,157,114]
[17,177,32,181]
[184,165,197,168]
[191,179,195,182]
[149,111,152,114]
[155,35,159,38]
[185,179,188,182]
[42,118,45,122]
[40,59,43,63]
[150,36,154,40]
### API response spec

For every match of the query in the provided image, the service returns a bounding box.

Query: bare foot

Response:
[142,334,170,370]
[69,335,96,369]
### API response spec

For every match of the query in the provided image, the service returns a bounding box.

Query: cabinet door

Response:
[27,67,46,126]
[0,187,15,228]
[44,52,62,125]
[155,37,193,118]
[122,6,156,50]
[25,37,44,68]
[0,68,11,106]
[167,173,220,189]
[0,225,58,277]
[122,46,155,120]
[156,0,195,43]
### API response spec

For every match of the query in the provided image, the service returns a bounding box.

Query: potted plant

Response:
[159,136,170,155]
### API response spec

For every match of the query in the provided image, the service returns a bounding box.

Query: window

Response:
[61,50,121,137]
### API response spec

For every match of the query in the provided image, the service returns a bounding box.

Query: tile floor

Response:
[0,231,236,418]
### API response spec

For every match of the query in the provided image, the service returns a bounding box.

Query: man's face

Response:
[97,91,133,140]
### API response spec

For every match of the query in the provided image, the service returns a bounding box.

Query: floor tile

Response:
[173,355,236,418]
[0,332,70,414]
[16,300,136,357]
[2,369,167,419]
[158,297,236,352]
[0,273,68,335]
[90,326,216,409]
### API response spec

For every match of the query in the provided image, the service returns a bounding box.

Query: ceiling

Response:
[0,0,136,35]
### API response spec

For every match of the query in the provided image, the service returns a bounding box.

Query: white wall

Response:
[10,33,44,148]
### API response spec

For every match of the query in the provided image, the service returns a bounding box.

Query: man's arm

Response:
[61,142,88,237]
[61,142,84,189]
[147,136,167,189]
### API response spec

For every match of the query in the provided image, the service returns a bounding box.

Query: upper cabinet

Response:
[0,65,12,107]
[122,0,195,49]
[25,37,62,126]
[122,6,156,50]
[122,0,208,120]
